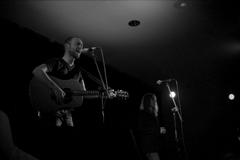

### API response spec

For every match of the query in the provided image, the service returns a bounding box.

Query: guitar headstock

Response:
[108,89,129,99]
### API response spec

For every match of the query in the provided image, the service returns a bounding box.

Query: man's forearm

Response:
[33,69,62,91]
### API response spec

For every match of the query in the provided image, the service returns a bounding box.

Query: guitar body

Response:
[29,76,84,113]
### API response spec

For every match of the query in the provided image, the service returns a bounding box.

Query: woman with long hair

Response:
[137,93,166,160]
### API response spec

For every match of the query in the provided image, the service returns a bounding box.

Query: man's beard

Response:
[70,50,80,59]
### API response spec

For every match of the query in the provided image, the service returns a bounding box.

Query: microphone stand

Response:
[165,82,183,157]
[166,83,183,122]
[91,48,109,124]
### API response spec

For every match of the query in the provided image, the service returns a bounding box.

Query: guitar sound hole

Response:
[63,88,72,104]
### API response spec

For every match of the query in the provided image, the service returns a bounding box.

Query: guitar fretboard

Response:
[70,90,100,96]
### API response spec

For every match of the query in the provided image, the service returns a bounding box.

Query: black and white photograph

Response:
[0,0,239,160]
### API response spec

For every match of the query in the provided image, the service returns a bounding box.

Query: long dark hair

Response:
[139,93,159,117]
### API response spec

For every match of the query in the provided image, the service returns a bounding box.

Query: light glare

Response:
[169,91,176,98]
[228,93,235,100]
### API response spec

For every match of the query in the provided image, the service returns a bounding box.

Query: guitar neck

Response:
[71,90,101,97]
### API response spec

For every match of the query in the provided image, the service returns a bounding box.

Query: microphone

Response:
[81,47,98,54]
[156,79,174,85]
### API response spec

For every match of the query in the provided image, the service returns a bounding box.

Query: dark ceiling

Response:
[0,0,239,84]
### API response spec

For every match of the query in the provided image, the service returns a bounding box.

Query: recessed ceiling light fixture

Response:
[174,0,191,8]
[128,20,141,27]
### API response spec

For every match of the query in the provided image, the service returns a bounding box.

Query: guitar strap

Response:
[79,66,106,89]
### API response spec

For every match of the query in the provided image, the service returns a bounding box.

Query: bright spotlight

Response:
[228,93,235,100]
[169,91,176,98]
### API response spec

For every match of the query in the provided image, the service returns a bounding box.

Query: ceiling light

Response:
[128,20,140,27]
[174,0,190,8]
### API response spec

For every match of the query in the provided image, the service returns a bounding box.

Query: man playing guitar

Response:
[30,36,129,160]
[32,36,93,127]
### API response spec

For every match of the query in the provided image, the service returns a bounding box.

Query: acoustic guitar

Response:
[29,76,129,113]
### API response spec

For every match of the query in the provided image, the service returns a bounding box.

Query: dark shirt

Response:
[137,111,161,154]
[45,57,83,81]
[37,57,84,125]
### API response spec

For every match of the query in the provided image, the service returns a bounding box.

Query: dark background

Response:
[0,0,240,160]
